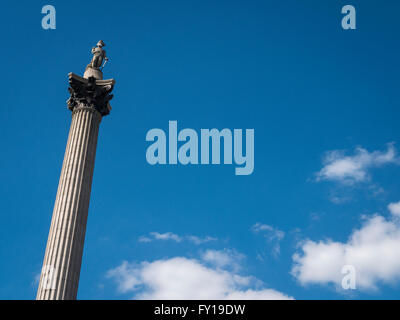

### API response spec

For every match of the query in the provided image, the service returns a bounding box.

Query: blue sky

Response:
[0,0,400,299]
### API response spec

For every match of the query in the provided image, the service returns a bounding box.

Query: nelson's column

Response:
[37,41,115,300]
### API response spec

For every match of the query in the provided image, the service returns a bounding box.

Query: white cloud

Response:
[139,232,217,245]
[292,213,400,290]
[252,223,285,256]
[106,262,142,293]
[316,143,398,185]
[388,201,400,217]
[225,289,291,300]
[201,249,244,271]
[107,251,293,300]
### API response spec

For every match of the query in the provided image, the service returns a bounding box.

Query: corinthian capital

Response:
[67,73,115,117]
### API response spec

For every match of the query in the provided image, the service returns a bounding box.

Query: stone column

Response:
[37,72,115,300]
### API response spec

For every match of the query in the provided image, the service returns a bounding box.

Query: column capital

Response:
[67,73,115,117]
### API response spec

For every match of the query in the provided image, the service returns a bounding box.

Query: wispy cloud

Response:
[138,232,217,245]
[316,143,399,185]
[187,235,218,245]
[139,232,181,243]
[31,271,41,288]
[251,223,285,256]
[106,250,293,300]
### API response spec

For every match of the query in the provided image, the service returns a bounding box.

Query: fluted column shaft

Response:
[37,106,102,300]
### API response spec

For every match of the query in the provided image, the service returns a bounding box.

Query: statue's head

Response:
[97,40,106,48]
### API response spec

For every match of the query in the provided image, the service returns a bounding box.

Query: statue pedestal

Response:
[83,67,103,80]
